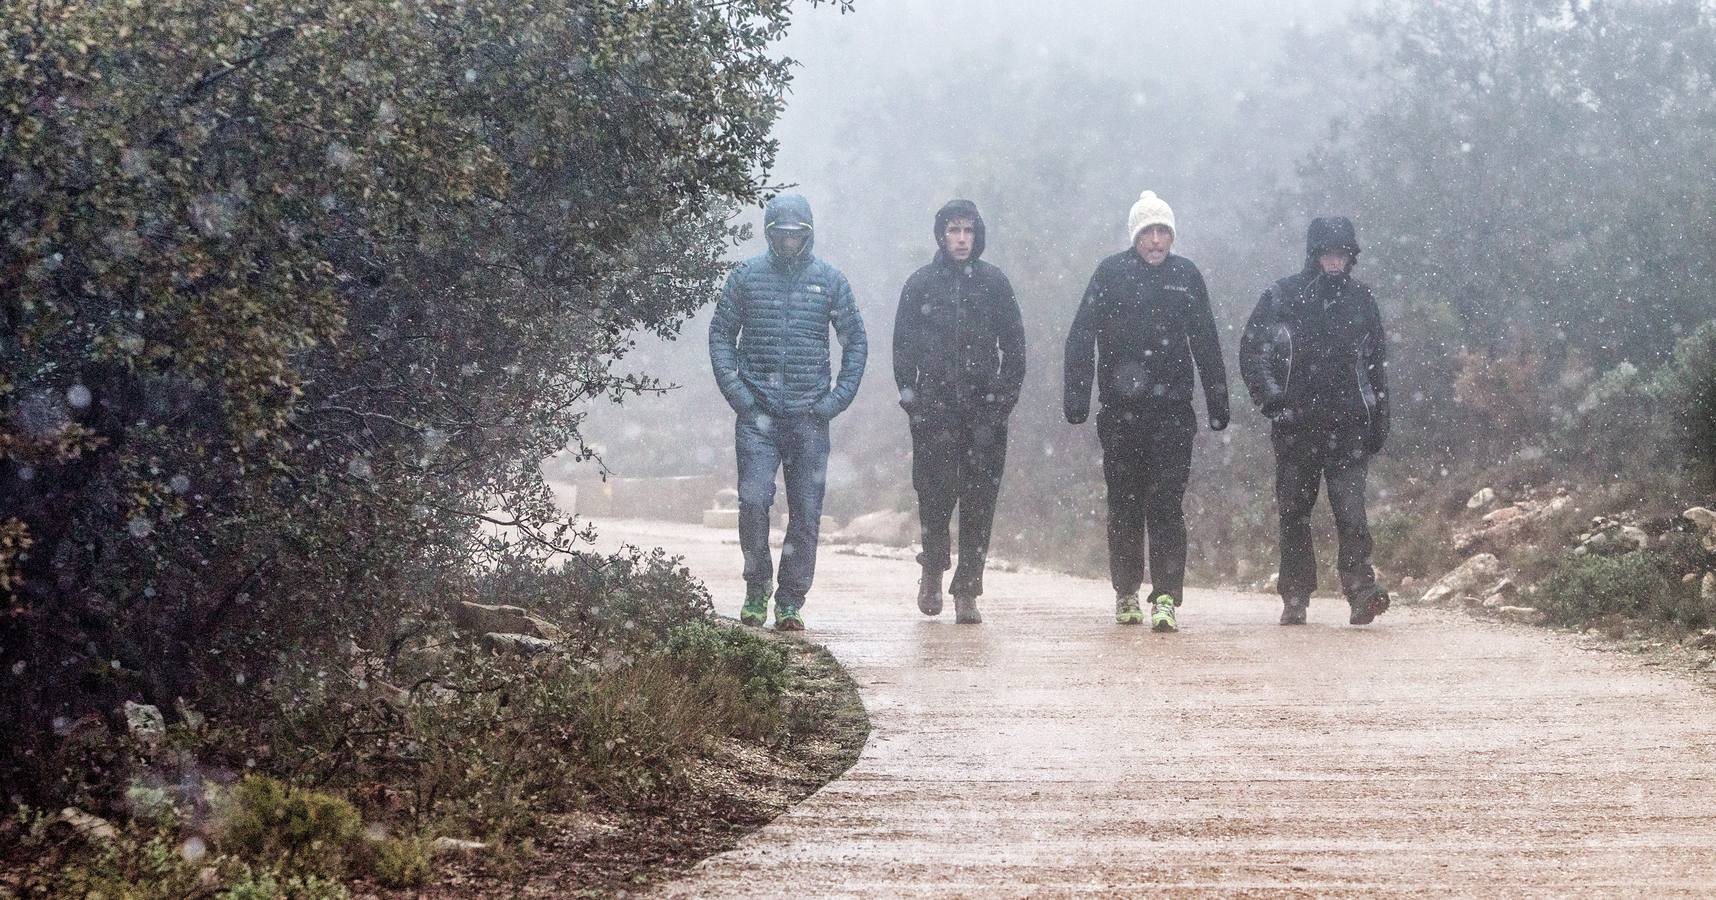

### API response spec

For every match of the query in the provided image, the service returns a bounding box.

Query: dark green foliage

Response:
[1534,551,1696,628]
[1658,323,1716,488]
[8,814,218,900]
[665,619,792,706]
[1294,0,1716,467]
[1370,512,1454,582]
[0,0,841,807]
[367,836,431,889]
[475,546,716,657]
[220,776,365,879]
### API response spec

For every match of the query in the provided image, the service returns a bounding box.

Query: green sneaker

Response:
[773,606,805,632]
[1151,594,1179,633]
[1115,592,1144,625]
[739,585,770,627]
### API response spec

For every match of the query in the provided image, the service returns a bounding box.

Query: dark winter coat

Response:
[709,194,868,420]
[1239,234,1389,446]
[892,200,1027,424]
[1063,251,1229,424]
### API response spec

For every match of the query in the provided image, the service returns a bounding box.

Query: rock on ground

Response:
[454,601,562,640]
[1421,553,1503,606]
[827,510,914,547]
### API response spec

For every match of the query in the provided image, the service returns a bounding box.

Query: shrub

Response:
[367,837,431,890]
[11,817,214,900]
[1562,361,1670,476]
[0,0,812,809]
[1371,510,1454,581]
[219,777,365,879]
[665,620,792,707]
[475,547,717,659]
[1657,321,1716,488]
[219,868,349,900]
[1534,551,1692,627]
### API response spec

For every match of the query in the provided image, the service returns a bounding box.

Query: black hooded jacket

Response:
[1062,249,1229,424]
[892,200,1027,421]
[1239,217,1389,440]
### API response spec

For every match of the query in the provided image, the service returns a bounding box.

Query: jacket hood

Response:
[934,198,986,263]
[1305,216,1361,260]
[764,193,815,262]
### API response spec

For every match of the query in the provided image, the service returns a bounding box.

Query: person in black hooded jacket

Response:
[1240,216,1391,626]
[893,199,1026,625]
[1064,191,1229,633]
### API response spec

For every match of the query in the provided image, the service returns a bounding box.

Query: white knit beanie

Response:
[1128,190,1176,244]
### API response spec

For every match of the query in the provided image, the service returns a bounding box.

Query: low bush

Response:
[665,619,792,706]
[217,868,349,900]
[474,547,716,658]
[368,836,431,889]
[255,617,791,845]
[1533,551,1700,627]
[7,813,212,900]
[219,776,365,880]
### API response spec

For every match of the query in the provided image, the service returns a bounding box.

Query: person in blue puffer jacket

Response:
[709,193,868,631]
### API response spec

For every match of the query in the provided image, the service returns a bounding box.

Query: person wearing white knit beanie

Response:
[1063,189,1230,633]
[1128,190,1176,249]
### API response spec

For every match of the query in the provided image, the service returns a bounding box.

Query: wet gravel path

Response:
[592,521,1716,898]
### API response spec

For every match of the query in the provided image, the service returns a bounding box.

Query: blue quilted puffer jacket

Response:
[708,194,868,419]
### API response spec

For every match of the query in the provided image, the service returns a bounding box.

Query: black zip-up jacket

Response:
[1239,265,1388,440]
[893,200,1026,423]
[1063,251,1228,424]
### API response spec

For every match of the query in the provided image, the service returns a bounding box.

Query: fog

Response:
[572,0,1716,584]
[583,0,1361,481]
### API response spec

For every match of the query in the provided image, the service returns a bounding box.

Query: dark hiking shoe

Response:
[1348,588,1391,626]
[917,570,944,616]
[1151,594,1180,633]
[739,585,771,627]
[954,594,982,625]
[1116,592,1144,625]
[773,606,805,632]
[1280,598,1309,626]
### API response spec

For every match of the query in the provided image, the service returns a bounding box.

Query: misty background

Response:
[572,0,1716,587]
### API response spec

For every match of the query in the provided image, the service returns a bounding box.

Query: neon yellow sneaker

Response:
[739,585,770,627]
[1116,592,1144,625]
[1151,594,1179,633]
[773,606,805,632]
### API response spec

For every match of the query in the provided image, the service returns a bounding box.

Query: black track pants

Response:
[1097,402,1196,600]
[912,418,1009,598]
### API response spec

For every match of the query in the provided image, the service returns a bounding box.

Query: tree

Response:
[0,0,843,801]
[1289,0,1716,464]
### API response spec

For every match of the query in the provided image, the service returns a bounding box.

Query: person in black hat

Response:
[1239,216,1391,626]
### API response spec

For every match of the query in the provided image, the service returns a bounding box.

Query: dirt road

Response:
[590,520,1716,897]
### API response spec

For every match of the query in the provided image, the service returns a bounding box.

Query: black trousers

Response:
[911,417,1008,598]
[1272,425,1378,602]
[1097,402,1196,601]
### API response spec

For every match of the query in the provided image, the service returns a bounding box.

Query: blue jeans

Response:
[735,412,830,611]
